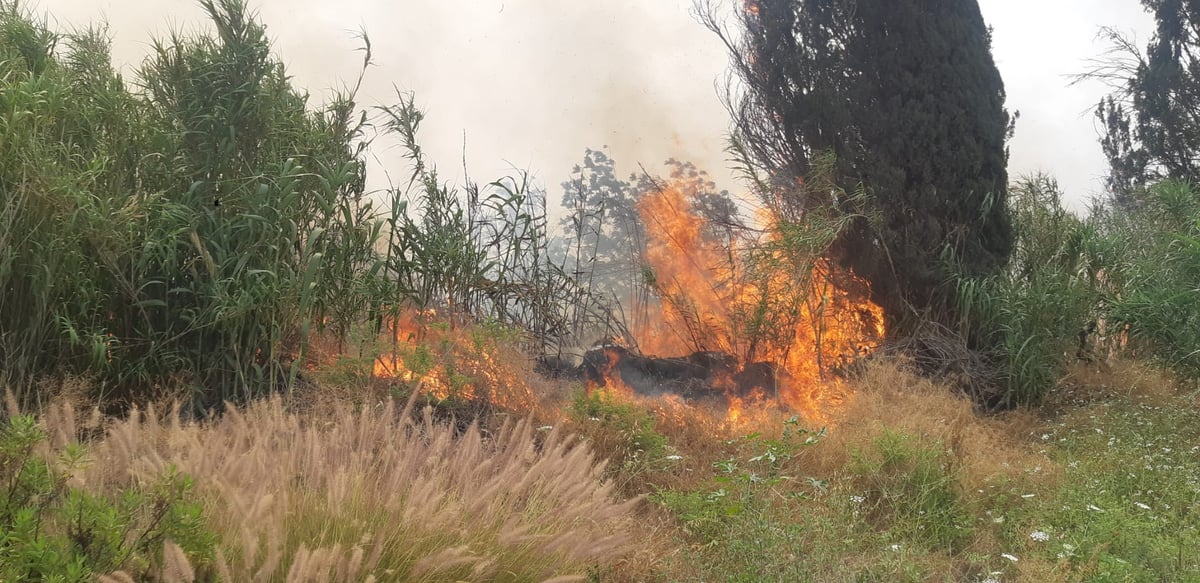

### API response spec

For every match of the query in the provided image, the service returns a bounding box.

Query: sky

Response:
[36,0,1156,213]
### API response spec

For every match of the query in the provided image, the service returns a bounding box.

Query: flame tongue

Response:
[604,178,887,426]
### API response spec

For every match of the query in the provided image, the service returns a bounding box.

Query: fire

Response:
[591,177,886,427]
[371,309,537,411]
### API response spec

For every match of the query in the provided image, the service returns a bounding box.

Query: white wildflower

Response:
[1030,530,1050,542]
[889,544,902,552]
[850,495,866,505]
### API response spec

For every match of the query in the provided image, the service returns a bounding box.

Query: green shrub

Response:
[1099,179,1200,377]
[955,174,1101,406]
[0,0,382,409]
[0,415,214,580]
[571,391,667,462]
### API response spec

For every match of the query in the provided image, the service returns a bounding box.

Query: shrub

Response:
[954,174,1101,406]
[0,0,381,408]
[568,390,669,490]
[0,414,214,581]
[1099,179,1200,377]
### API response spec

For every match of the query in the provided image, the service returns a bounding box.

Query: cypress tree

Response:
[705,0,1014,333]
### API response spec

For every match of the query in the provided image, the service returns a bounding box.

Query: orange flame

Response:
[372,309,535,411]
[617,179,886,426]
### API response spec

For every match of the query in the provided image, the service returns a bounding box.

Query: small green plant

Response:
[570,391,668,482]
[0,415,214,581]
[849,430,972,552]
[654,417,825,537]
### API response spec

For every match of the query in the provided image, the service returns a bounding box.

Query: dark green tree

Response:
[702,0,1014,333]
[1089,2,1200,206]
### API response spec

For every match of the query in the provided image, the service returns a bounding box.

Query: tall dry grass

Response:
[33,393,640,581]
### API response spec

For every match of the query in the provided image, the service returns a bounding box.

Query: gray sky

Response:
[38,0,1155,212]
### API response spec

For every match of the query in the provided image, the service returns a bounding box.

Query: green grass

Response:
[1024,398,1200,580]
[635,365,1200,582]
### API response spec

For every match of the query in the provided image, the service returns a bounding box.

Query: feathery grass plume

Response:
[73,393,638,581]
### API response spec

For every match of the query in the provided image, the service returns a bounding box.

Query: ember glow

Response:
[589,179,886,427]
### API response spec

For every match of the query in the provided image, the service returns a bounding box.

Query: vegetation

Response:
[1090,0,1200,203]
[0,412,213,581]
[701,0,1014,333]
[4,0,1200,581]
[0,0,380,410]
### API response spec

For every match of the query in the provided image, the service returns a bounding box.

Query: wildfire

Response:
[371,309,537,412]
[588,178,886,428]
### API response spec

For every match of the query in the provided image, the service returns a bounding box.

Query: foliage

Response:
[1099,178,1200,376]
[0,0,381,409]
[849,431,973,552]
[955,175,1102,406]
[701,0,1014,334]
[653,416,824,537]
[569,390,668,485]
[0,0,603,408]
[0,414,214,581]
[558,148,645,304]
[1087,2,1200,204]
[377,93,609,355]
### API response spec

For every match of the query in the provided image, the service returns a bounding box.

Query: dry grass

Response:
[813,358,1058,493]
[34,391,640,582]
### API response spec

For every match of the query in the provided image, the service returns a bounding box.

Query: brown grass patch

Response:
[1048,358,1182,412]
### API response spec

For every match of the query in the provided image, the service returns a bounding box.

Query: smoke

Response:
[37,0,1155,212]
[38,0,731,204]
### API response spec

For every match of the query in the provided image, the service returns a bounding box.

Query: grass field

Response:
[5,352,1198,582]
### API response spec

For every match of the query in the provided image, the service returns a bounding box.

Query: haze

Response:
[38,0,1155,212]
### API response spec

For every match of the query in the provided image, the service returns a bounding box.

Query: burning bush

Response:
[559,162,886,427]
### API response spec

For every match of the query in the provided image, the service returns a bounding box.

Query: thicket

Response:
[0,0,380,409]
[0,0,603,410]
